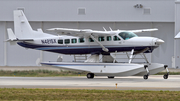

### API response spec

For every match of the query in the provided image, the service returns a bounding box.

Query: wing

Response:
[47,28,117,52]
[127,28,158,33]
[47,28,116,37]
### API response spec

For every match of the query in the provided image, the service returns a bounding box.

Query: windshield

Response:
[118,32,138,40]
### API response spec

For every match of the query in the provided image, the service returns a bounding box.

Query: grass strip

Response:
[0,88,180,100]
[0,70,87,77]
[155,72,180,75]
[0,70,180,77]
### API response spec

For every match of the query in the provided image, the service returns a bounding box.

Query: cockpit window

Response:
[118,32,138,40]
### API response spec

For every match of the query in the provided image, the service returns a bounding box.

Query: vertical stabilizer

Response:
[14,10,54,39]
[14,10,34,39]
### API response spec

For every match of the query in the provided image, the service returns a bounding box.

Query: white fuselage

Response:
[17,32,161,54]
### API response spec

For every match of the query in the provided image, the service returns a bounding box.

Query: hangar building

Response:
[0,0,180,68]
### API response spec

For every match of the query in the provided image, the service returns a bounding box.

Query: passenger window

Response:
[71,38,77,43]
[58,39,63,44]
[107,36,111,41]
[98,36,104,42]
[89,38,94,42]
[79,38,85,43]
[65,39,70,44]
[113,36,120,41]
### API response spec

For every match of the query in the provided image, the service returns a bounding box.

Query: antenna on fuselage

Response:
[109,27,113,31]
[103,27,107,31]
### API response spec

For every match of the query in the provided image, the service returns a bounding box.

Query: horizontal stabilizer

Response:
[175,32,180,39]
[6,28,34,42]
[7,28,17,41]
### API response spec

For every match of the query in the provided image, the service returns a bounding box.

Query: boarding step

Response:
[74,55,88,62]
[111,52,150,63]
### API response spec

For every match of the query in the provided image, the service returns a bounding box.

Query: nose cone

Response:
[156,39,164,45]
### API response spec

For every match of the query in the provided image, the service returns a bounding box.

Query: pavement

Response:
[0,66,180,91]
[0,75,180,91]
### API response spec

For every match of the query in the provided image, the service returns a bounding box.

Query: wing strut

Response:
[90,34,109,52]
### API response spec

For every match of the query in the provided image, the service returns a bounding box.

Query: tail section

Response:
[7,28,34,42]
[13,10,54,39]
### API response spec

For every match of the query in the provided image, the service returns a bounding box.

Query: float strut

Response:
[128,49,134,63]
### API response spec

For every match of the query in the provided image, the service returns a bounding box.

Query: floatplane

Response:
[7,10,169,79]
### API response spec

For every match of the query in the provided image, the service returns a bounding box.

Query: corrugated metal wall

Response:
[0,0,177,67]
